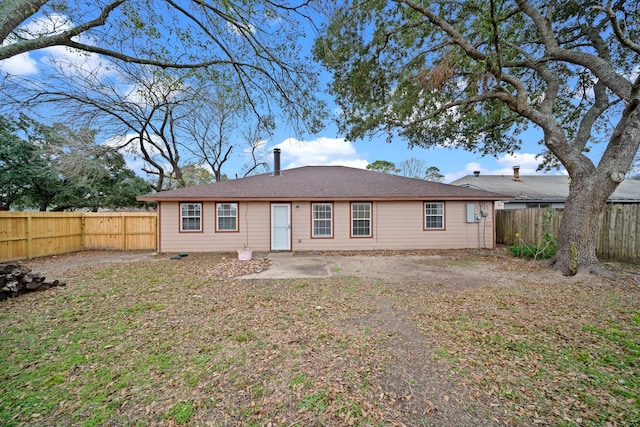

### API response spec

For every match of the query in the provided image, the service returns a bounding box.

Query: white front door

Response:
[271,203,291,250]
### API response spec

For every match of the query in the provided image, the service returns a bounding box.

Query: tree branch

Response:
[389,92,505,127]
[0,0,47,42]
[592,5,640,55]
[0,0,125,61]
[515,0,633,100]
[395,0,533,115]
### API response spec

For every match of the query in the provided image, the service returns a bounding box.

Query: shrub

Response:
[508,242,555,259]
[508,209,557,260]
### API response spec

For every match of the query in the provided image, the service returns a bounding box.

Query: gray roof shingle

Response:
[451,175,640,202]
[138,166,510,202]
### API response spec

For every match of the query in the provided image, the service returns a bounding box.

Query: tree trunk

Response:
[552,100,640,276]
[552,179,609,276]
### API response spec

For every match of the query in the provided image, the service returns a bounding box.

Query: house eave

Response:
[137,195,511,203]
[506,198,566,203]
[607,199,640,204]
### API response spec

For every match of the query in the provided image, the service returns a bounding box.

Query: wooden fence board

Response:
[496,206,640,263]
[0,212,157,262]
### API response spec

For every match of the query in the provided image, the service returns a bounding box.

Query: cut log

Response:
[1,280,18,294]
[26,282,41,291]
[0,264,18,275]
[0,263,64,300]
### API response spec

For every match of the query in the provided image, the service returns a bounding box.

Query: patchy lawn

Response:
[1,251,639,426]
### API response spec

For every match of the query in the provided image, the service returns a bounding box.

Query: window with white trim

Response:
[180,203,202,232]
[425,202,444,229]
[312,203,333,238]
[351,202,372,237]
[216,203,238,231]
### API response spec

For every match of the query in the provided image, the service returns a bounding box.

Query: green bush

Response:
[508,242,555,259]
[509,209,557,260]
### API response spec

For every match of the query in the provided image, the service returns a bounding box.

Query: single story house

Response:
[451,166,640,210]
[138,150,510,253]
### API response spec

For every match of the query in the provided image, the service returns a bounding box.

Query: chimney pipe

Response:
[512,165,520,181]
[473,170,480,177]
[273,148,281,176]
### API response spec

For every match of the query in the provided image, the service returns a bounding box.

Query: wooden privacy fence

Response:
[496,206,640,263]
[0,212,157,262]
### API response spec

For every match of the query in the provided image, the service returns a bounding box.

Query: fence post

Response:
[81,215,86,251]
[122,214,127,251]
[26,215,32,260]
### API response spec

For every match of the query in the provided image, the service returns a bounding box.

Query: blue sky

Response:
[248,14,575,183]
[267,118,565,182]
[0,5,583,184]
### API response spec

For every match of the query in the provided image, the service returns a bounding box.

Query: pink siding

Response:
[159,201,271,252]
[292,201,494,251]
[159,200,494,253]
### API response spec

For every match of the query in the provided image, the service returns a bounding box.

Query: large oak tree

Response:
[316,0,640,276]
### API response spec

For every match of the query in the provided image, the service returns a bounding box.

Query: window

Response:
[216,203,238,231]
[425,202,444,230]
[312,203,333,238]
[351,202,372,237]
[180,203,202,232]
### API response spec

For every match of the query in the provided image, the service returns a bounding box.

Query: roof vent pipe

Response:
[473,171,480,177]
[273,148,281,176]
[512,165,520,181]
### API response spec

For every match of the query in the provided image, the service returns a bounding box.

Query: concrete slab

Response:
[240,252,330,279]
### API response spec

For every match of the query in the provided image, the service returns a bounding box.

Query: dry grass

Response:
[1,252,639,426]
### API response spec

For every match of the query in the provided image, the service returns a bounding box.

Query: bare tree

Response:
[397,157,427,179]
[179,82,257,182]
[17,60,197,191]
[240,124,272,177]
[14,57,280,188]
[1,0,326,140]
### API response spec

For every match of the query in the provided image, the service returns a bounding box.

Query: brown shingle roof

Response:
[138,166,511,202]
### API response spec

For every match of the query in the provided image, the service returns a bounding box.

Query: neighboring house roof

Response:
[451,174,640,203]
[138,166,510,202]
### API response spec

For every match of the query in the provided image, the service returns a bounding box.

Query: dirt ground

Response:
[20,250,163,278]
[323,251,576,288]
[13,249,637,426]
[21,248,592,290]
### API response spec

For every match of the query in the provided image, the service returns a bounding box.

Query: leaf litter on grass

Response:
[1,251,639,426]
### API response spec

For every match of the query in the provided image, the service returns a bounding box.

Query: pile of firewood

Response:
[0,263,65,301]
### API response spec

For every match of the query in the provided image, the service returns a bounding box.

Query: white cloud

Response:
[121,74,190,107]
[226,21,256,36]
[102,133,167,157]
[494,152,544,175]
[102,133,173,175]
[122,155,148,176]
[0,52,38,75]
[464,162,483,173]
[22,13,74,37]
[273,137,369,169]
[444,163,480,183]
[442,162,481,182]
[42,44,118,81]
[103,134,136,151]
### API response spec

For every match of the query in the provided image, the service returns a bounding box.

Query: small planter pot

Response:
[237,248,253,261]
